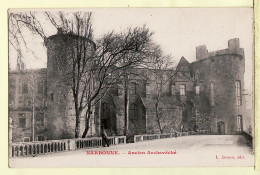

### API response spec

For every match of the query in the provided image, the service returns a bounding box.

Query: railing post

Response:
[68,139,76,151]
[115,137,119,145]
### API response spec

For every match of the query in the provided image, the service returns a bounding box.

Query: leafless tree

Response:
[8,11,154,138]
[144,45,179,133]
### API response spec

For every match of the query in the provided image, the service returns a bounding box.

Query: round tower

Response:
[192,38,246,134]
[45,32,96,140]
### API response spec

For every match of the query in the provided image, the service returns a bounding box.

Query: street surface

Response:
[9,135,254,167]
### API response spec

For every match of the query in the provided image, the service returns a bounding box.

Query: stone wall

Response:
[146,107,182,134]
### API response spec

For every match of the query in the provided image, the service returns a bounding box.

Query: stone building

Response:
[9,55,47,143]
[101,38,251,136]
[9,35,253,142]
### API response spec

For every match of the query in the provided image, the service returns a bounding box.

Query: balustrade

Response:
[10,136,126,158]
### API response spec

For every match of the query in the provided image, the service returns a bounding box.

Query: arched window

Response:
[130,103,138,120]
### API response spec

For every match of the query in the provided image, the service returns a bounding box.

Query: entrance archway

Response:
[217,121,225,135]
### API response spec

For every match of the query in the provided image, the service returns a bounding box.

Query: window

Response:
[37,136,45,141]
[130,103,138,120]
[18,81,22,94]
[23,137,30,142]
[237,115,243,132]
[195,86,200,95]
[22,82,28,93]
[50,93,54,101]
[36,112,44,127]
[210,83,215,106]
[171,84,175,95]
[37,82,44,94]
[235,81,242,106]
[18,96,24,104]
[27,101,31,107]
[180,84,186,96]
[129,83,137,95]
[146,83,150,97]
[18,113,26,128]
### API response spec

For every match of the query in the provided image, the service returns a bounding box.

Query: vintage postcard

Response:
[8,8,254,167]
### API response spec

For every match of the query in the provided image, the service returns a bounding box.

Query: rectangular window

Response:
[195,86,200,95]
[235,81,242,106]
[129,83,137,95]
[37,82,44,94]
[18,81,22,94]
[27,101,31,107]
[146,83,150,97]
[210,82,215,106]
[18,113,26,128]
[37,136,45,141]
[180,84,186,96]
[36,112,44,127]
[130,103,138,120]
[22,82,28,93]
[237,115,243,132]
[50,93,54,101]
[18,96,24,104]
[171,84,175,95]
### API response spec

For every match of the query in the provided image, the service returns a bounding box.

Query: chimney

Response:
[196,45,208,60]
[228,38,240,51]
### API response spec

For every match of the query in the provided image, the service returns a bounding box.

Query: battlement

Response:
[196,38,244,61]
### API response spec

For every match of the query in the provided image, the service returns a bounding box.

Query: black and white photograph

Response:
[8,8,254,167]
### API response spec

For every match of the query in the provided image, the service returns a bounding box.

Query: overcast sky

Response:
[9,8,253,91]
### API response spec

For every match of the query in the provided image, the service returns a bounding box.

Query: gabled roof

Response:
[176,57,191,71]
[174,57,194,81]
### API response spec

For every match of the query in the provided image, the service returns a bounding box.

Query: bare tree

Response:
[145,45,178,133]
[8,11,154,138]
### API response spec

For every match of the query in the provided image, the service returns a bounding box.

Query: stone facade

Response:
[9,36,253,142]
[9,68,47,143]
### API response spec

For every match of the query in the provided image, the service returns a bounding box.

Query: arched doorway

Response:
[217,121,225,135]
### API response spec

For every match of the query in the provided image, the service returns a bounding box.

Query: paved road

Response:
[9,135,254,167]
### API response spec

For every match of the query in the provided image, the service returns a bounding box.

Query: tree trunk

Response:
[124,74,129,136]
[155,102,163,133]
[82,105,91,138]
[75,111,81,138]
